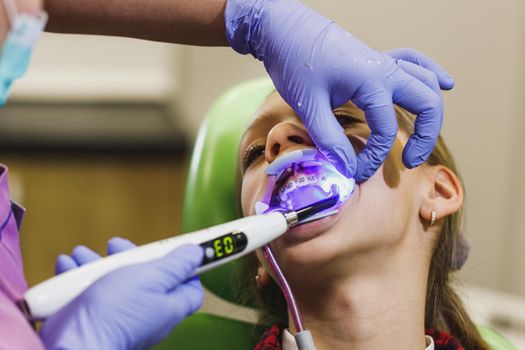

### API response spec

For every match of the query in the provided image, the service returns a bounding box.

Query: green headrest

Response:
[477,325,517,350]
[182,78,275,304]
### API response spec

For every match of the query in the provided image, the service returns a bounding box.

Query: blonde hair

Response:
[390,106,488,349]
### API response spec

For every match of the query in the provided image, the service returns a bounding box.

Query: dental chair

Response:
[152,78,516,350]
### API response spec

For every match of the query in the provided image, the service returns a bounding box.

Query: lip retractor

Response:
[255,148,355,223]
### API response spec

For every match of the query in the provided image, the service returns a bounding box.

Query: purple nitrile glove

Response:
[40,244,204,350]
[225,0,455,181]
[54,237,136,274]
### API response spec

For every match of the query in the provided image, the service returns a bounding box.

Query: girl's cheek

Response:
[240,185,249,215]
[241,179,256,215]
[241,169,266,215]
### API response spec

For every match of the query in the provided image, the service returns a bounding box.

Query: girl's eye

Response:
[334,112,366,152]
[334,113,361,128]
[242,144,265,171]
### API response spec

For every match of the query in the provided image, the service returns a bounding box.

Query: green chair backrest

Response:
[183,78,276,303]
[478,326,517,350]
[153,78,516,350]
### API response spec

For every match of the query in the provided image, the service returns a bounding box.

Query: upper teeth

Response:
[307,175,317,184]
[277,171,331,202]
[255,156,356,215]
[297,175,307,187]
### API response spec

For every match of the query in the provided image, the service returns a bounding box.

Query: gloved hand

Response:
[54,237,136,274]
[225,0,455,181]
[40,244,205,350]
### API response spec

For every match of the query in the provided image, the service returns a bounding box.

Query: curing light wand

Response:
[22,194,340,320]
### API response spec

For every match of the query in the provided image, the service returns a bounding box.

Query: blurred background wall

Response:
[1,0,524,344]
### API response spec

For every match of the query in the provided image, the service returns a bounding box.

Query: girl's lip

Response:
[279,185,358,245]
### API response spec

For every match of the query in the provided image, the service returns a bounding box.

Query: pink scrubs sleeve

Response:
[0,165,45,349]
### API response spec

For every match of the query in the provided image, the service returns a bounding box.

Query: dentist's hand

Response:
[40,244,204,350]
[54,237,136,274]
[226,0,454,181]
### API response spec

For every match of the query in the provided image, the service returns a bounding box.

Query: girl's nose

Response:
[265,122,314,164]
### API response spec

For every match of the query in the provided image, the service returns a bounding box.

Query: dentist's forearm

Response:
[44,0,228,45]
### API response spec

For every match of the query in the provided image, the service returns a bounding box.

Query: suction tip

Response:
[295,194,340,222]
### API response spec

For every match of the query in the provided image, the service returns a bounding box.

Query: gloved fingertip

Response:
[151,245,204,289]
[440,77,455,91]
[355,154,383,183]
[354,173,366,183]
[436,71,455,90]
[108,236,129,244]
[107,237,136,255]
[335,164,352,179]
[71,245,101,265]
[402,156,425,169]
[71,245,89,257]
[402,159,417,169]
[321,148,356,179]
[339,163,355,179]
[170,244,204,267]
[402,144,428,169]
[55,254,77,275]
[354,166,371,183]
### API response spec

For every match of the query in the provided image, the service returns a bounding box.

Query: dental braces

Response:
[255,148,355,217]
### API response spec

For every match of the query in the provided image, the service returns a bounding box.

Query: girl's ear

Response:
[420,165,463,226]
[256,265,271,289]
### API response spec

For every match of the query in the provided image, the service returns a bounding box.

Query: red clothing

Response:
[426,328,465,350]
[254,324,465,350]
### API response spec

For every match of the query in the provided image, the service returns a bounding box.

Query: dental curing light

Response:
[22,195,339,320]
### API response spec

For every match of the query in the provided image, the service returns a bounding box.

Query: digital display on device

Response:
[200,231,248,265]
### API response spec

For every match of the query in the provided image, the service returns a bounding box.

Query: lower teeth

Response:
[277,183,338,211]
[255,155,355,215]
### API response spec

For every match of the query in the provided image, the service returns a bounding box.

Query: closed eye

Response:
[334,112,366,152]
[242,144,265,172]
[334,113,363,128]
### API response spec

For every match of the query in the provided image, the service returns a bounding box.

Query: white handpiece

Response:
[24,212,288,320]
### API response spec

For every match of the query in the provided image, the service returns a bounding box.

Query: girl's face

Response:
[239,92,429,275]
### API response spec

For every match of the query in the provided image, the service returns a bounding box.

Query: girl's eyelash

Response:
[334,112,362,127]
[242,144,265,171]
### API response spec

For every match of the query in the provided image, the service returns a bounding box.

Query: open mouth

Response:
[272,162,341,210]
[255,148,355,222]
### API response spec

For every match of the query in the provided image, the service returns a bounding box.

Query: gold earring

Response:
[430,210,437,226]
[255,273,262,288]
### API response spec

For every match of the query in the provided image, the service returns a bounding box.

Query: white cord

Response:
[295,330,317,350]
